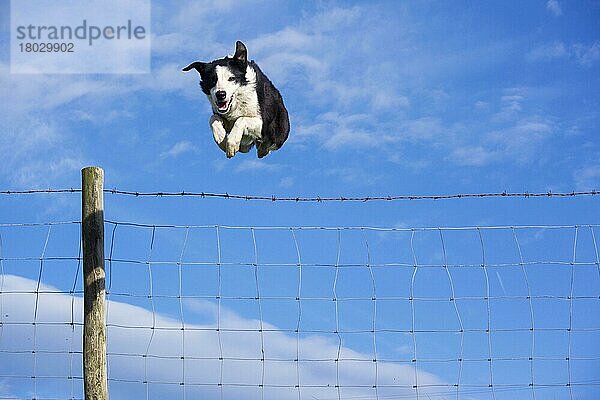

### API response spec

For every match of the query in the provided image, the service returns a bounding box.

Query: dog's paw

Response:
[213,129,226,146]
[210,115,227,145]
[226,141,239,158]
[257,142,272,158]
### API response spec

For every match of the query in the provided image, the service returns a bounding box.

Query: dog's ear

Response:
[233,41,247,65]
[182,61,206,74]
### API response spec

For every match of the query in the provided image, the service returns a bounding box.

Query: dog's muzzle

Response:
[215,90,231,113]
[215,91,226,101]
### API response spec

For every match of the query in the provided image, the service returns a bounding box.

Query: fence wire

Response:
[0,221,599,399]
[0,188,598,202]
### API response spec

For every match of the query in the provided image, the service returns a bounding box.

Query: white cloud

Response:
[528,41,600,66]
[0,275,445,399]
[279,177,295,188]
[308,6,362,33]
[370,92,410,110]
[493,89,526,121]
[0,64,107,115]
[170,0,254,29]
[574,165,600,189]
[10,0,150,74]
[258,52,327,84]
[248,28,314,55]
[235,159,281,173]
[474,100,489,110]
[484,115,555,164]
[293,88,559,168]
[1,4,409,172]
[0,57,200,185]
[161,140,197,159]
[293,112,399,152]
[449,146,496,167]
[1,0,591,183]
[401,117,445,142]
[546,0,563,16]
[247,5,412,117]
[0,117,85,186]
[527,41,568,61]
[323,128,378,151]
[572,42,600,66]
[71,109,135,124]
[324,168,382,185]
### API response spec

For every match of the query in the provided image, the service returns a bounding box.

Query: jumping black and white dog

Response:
[183,41,290,158]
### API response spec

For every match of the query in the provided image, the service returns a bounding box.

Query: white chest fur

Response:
[220,66,262,140]
[229,66,260,120]
[211,65,263,157]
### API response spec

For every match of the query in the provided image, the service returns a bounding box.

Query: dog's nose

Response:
[215,91,227,101]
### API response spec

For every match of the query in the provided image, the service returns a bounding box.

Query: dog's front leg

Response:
[209,114,227,153]
[226,117,262,158]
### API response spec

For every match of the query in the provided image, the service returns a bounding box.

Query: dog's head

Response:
[183,41,250,116]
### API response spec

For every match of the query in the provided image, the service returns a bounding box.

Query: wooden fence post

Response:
[82,167,109,400]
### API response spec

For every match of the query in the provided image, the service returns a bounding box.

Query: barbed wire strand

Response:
[0,188,599,202]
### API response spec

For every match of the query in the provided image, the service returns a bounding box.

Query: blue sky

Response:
[0,0,599,399]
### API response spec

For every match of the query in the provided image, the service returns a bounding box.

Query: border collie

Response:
[183,41,290,158]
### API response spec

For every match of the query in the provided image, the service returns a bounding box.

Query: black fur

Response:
[183,41,290,157]
[185,58,249,96]
[251,61,290,151]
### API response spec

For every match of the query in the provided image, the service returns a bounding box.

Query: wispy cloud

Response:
[293,86,562,169]
[492,88,527,122]
[485,116,555,163]
[325,167,382,185]
[546,0,563,16]
[527,41,568,62]
[279,176,295,188]
[400,117,446,142]
[1,274,444,399]
[0,116,84,186]
[293,112,399,152]
[1,0,596,189]
[161,140,197,158]
[528,41,600,66]
[449,146,496,167]
[574,165,600,189]
[572,42,600,66]
[248,5,412,114]
[235,159,281,173]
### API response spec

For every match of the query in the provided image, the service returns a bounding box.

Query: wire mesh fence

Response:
[0,220,599,399]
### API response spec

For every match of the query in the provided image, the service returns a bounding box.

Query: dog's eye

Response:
[228,77,236,82]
